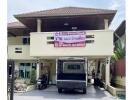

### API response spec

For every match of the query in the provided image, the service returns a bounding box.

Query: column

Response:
[95,60,98,78]
[56,58,58,83]
[85,57,88,86]
[36,60,40,80]
[37,18,42,32]
[105,57,111,87]
[104,19,109,29]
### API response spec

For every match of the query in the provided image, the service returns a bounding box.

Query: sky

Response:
[7,0,125,30]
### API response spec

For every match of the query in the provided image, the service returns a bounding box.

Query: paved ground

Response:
[14,85,121,100]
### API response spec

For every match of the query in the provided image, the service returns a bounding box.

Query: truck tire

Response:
[58,88,62,93]
[83,88,86,94]
[38,85,42,90]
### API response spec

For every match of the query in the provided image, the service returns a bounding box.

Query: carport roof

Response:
[14,7,116,18]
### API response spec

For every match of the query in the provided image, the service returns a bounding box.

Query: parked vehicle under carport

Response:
[56,58,87,94]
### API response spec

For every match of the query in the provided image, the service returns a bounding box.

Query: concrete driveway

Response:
[14,85,121,100]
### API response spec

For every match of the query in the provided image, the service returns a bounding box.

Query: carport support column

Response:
[105,57,111,89]
[85,58,88,86]
[36,60,40,80]
[37,18,42,32]
[56,59,58,83]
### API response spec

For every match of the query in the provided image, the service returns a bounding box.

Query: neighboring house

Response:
[112,20,126,88]
[7,7,116,88]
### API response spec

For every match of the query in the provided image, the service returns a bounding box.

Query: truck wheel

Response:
[58,88,62,93]
[38,85,42,90]
[83,88,87,94]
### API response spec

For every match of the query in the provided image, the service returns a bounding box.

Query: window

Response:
[15,48,22,53]
[23,37,30,45]
[15,51,22,53]
[67,65,80,70]
[63,62,85,73]
[19,63,31,78]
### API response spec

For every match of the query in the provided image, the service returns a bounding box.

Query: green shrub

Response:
[30,69,36,84]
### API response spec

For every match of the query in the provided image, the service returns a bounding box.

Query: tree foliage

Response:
[112,40,125,61]
[30,69,36,84]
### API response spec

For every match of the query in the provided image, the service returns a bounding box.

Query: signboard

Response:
[54,31,86,47]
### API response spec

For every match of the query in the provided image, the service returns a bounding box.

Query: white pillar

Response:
[36,60,40,80]
[104,19,109,29]
[85,57,88,86]
[95,60,98,78]
[37,18,42,32]
[105,57,111,87]
[56,58,58,84]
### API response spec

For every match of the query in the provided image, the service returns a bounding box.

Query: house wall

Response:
[8,36,29,45]
[30,30,114,57]
[8,45,35,60]
[8,36,35,60]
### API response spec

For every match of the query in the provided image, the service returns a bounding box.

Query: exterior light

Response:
[64,22,69,26]
[72,27,77,30]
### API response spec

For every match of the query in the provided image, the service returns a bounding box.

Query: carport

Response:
[14,85,119,100]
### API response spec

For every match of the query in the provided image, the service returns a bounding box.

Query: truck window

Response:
[63,62,85,73]
[67,65,80,70]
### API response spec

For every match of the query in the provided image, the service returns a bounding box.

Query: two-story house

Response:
[7,7,116,88]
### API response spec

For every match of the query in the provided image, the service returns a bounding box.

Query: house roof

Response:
[8,21,30,37]
[8,7,117,36]
[114,20,126,42]
[14,7,116,18]
[8,21,27,29]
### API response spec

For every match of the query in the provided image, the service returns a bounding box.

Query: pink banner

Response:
[54,31,86,47]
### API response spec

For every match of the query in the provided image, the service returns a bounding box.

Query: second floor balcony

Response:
[30,30,114,58]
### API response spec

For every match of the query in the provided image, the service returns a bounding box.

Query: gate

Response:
[7,60,15,100]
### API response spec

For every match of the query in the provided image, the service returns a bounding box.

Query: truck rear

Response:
[56,58,87,94]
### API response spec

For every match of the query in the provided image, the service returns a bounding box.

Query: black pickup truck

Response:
[56,58,87,94]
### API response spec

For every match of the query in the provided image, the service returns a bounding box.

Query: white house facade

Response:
[8,7,116,88]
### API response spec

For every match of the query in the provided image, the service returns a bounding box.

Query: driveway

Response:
[14,85,121,100]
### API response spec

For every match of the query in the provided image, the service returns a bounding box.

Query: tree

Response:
[30,69,36,84]
[112,40,125,61]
